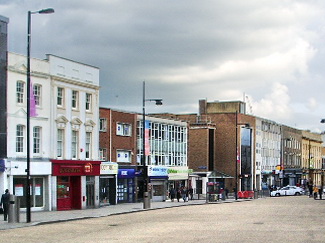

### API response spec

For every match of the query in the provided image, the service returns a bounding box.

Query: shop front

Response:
[117,167,136,203]
[167,166,191,191]
[5,159,51,211]
[148,166,168,202]
[100,162,118,206]
[51,160,101,211]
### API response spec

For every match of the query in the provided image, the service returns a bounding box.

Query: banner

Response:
[30,81,38,117]
[144,120,150,155]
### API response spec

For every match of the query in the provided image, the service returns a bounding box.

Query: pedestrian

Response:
[225,188,229,199]
[176,188,181,202]
[181,187,188,202]
[319,187,323,200]
[1,189,10,221]
[308,184,313,198]
[169,187,176,202]
[188,186,194,200]
[313,185,319,200]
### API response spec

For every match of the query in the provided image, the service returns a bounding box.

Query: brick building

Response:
[99,108,189,204]
[153,99,256,195]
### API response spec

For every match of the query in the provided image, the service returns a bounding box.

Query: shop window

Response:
[57,176,70,199]
[13,177,44,208]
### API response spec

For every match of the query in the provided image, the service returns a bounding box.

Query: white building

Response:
[47,55,100,211]
[256,117,281,188]
[4,52,100,211]
[6,52,52,211]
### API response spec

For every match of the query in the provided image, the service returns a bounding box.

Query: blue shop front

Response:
[148,166,168,202]
[117,168,136,203]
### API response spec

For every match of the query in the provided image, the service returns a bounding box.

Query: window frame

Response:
[117,150,132,163]
[57,87,64,107]
[16,125,24,153]
[71,130,78,159]
[116,123,132,136]
[85,93,92,112]
[57,129,64,158]
[99,118,107,132]
[85,132,91,159]
[16,81,24,104]
[33,84,41,106]
[33,126,41,155]
[72,90,78,109]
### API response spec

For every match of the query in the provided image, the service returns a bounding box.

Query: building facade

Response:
[301,130,322,187]
[4,52,100,211]
[48,55,100,211]
[99,108,189,203]
[256,118,281,188]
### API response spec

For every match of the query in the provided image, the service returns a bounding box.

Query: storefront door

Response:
[151,180,166,202]
[86,176,95,208]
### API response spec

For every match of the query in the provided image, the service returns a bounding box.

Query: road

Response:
[1,196,324,243]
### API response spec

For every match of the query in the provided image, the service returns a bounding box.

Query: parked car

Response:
[270,186,304,197]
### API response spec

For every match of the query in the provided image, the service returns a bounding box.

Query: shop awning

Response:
[208,171,234,179]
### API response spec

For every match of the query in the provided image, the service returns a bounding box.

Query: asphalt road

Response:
[1,196,324,243]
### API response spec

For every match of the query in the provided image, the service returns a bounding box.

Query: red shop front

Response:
[51,160,101,211]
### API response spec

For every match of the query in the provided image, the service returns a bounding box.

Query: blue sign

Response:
[118,169,135,179]
[0,160,4,172]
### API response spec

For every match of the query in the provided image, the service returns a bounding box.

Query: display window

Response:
[13,177,44,208]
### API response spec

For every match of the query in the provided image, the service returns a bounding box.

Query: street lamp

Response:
[142,81,162,209]
[26,8,54,223]
[280,138,291,188]
[234,111,249,200]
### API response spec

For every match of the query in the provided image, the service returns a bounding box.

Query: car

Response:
[270,186,305,197]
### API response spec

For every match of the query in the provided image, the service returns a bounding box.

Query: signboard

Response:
[148,166,168,177]
[118,169,135,179]
[168,166,192,180]
[100,162,118,175]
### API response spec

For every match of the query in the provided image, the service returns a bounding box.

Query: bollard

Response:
[143,192,151,209]
[8,195,20,223]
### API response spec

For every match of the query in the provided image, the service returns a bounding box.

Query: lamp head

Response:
[155,99,163,106]
[38,8,55,14]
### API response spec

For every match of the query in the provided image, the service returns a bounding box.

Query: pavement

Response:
[0,197,252,230]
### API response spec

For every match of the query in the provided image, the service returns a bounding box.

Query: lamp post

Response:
[26,8,54,223]
[142,81,162,209]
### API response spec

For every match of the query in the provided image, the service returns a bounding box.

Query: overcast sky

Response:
[1,0,325,132]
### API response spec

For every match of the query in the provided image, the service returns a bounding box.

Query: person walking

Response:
[319,187,323,200]
[1,189,10,221]
[308,184,313,198]
[181,187,188,202]
[176,188,182,202]
[188,186,194,200]
[313,185,319,200]
[169,187,176,202]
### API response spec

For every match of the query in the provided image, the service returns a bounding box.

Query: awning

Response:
[208,171,234,179]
